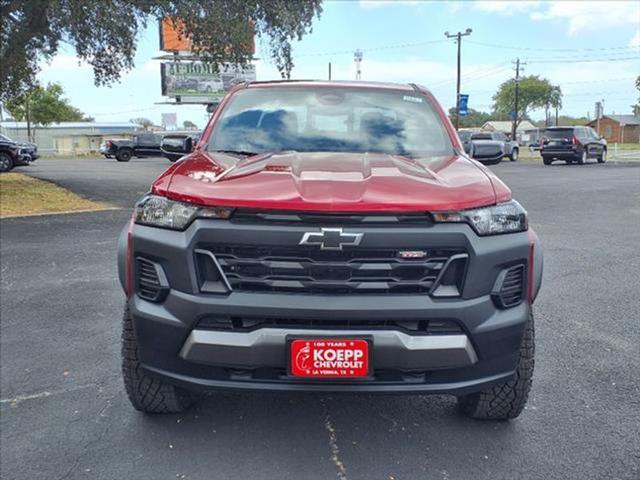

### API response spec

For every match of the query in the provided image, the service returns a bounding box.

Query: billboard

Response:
[159,16,255,54]
[160,17,192,52]
[161,62,256,99]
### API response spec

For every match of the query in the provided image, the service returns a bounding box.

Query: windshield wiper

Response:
[210,149,258,157]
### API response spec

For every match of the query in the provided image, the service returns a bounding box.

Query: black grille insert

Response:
[205,245,466,295]
[136,257,169,302]
[493,264,526,308]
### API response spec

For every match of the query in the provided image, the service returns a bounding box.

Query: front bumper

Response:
[119,218,542,394]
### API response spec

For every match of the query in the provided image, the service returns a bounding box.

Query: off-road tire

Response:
[116,149,132,162]
[509,148,519,161]
[542,156,552,165]
[457,312,535,420]
[0,152,14,172]
[122,304,192,413]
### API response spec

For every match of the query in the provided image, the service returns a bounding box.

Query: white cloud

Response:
[359,0,421,8]
[529,1,640,35]
[630,30,640,48]
[473,1,541,14]
[473,1,640,35]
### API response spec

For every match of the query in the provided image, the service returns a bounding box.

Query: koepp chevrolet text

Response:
[118,81,543,420]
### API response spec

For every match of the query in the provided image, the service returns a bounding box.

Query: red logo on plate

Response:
[290,339,369,378]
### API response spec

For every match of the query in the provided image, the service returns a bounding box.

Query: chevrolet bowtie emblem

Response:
[299,228,364,251]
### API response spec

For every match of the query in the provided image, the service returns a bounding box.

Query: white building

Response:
[0,121,142,155]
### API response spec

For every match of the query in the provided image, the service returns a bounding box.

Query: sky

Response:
[34,0,640,128]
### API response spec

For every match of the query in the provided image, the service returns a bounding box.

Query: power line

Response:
[527,56,639,64]
[465,40,639,53]
[296,39,448,57]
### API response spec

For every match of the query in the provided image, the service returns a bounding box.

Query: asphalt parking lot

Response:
[1,157,639,480]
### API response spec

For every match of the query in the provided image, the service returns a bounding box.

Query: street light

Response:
[445,28,473,130]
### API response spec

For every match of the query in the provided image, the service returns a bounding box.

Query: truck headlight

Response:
[134,194,232,230]
[433,200,528,235]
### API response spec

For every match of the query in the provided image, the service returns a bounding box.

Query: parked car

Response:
[540,126,607,165]
[457,130,474,155]
[160,131,202,162]
[117,80,543,420]
[0,134,38,172]
[470,132,519,163]
[100,133,162,162]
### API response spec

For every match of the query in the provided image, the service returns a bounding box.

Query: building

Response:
[586,115,640,144]
[481,120,537,144]
[0,121,143,155]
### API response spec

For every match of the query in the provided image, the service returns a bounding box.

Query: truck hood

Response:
[153,150,510,212]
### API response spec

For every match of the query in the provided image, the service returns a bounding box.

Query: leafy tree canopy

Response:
[183,120,198,129]
[5,82,91,124]
[492,75,562,131]
[0,0,323,100]
[447,107,493,129]
[130,117,154,128]
[4,82,93,141]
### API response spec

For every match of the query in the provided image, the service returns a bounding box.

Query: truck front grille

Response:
[205,245,466,295]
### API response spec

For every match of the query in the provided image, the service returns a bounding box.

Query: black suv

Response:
[540,126,606,165]
[0,134,39,172]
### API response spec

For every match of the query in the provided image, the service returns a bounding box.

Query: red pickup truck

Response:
[117,80,543,420]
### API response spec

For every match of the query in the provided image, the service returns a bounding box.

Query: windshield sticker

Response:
[402,95,423,103]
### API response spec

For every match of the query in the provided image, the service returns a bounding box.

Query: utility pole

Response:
[512,58,525,140]
[445,28,472,130]
[354,50,363,80]
[328,62,332,81]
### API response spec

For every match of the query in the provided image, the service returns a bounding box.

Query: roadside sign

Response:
[161,62,256,100]
[459,94,469,116]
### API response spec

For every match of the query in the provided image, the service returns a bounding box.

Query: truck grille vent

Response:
[197,316,462,334]
[495,264,525,308]
[136,257,168,302]
[204,246,466,295]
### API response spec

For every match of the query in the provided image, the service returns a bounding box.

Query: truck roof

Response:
[245,79,421,92]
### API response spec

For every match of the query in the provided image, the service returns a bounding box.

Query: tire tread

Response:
[121,304,191,413]
[458,312,535,420]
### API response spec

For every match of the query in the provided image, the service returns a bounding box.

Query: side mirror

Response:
[161,135,194,156]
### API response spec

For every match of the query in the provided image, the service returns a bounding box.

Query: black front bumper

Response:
[119,217,542,394]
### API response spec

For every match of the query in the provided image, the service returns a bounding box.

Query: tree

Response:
[183,120,198,129]
[4,82,92,141]
[0,1,323,101]
[130,117,154,130]
[447,107,492,129]
[492,76,561,133]
[632,76,640,117]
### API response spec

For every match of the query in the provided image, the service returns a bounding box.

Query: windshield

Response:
[470,133,493,140]
[544,128,573,139]
[208,86,453,158]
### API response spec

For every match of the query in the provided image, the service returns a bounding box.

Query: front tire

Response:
[457,312,535,420]
[0,152,14,172]
[542,155,552,165]
[509,148,519,161]
[122,304,193,413]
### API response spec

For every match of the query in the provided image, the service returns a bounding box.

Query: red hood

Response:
[151,151,511,212]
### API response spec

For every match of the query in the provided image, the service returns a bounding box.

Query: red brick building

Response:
[587,115,640,144]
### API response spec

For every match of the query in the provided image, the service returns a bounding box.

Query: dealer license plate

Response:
[289,339,369,378]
